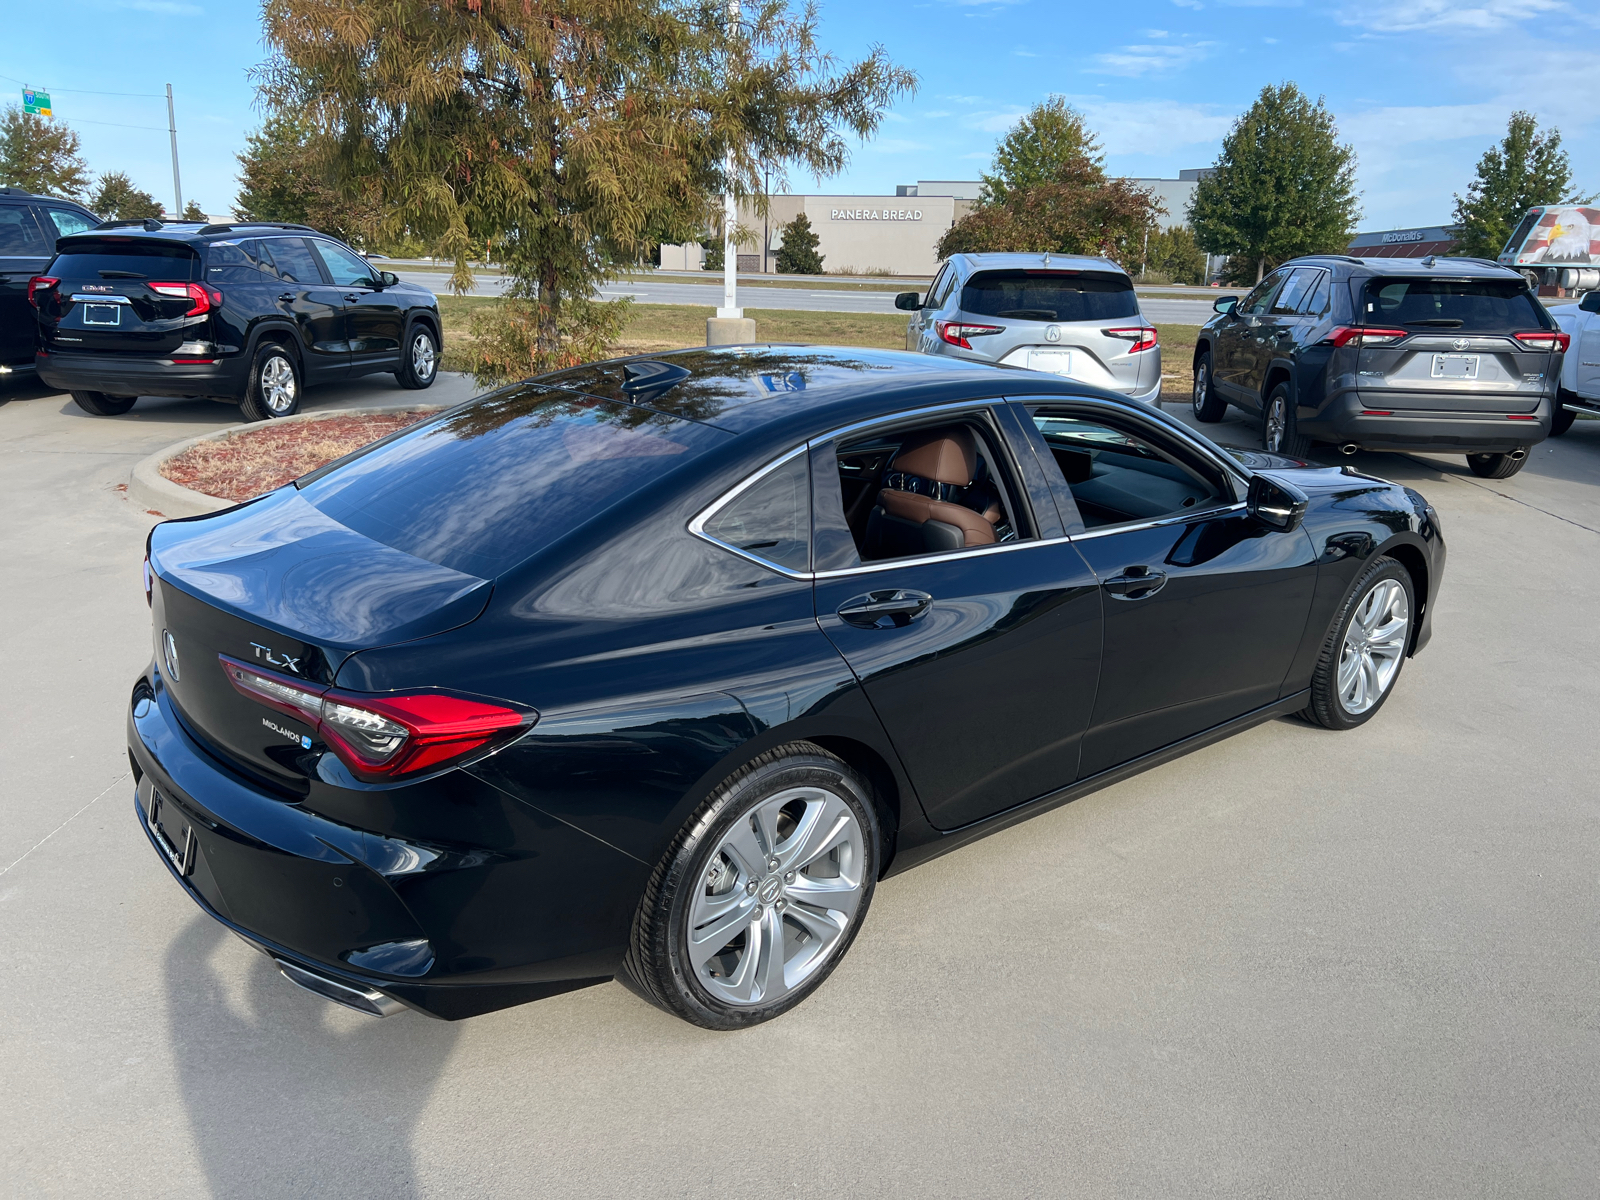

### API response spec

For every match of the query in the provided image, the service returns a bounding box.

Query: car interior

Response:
[836,421,1025,561]
[1030,411,1228,528]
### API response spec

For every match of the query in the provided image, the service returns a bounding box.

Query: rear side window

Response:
[259,237,325,284]
[1300,271,1331,316]
[0,206,51,256]
[960,270,1137,322]
[696,451,811,573]
[48,239,199,280]
[205,241,266,284]
[298,389,728,578]
[1364,278,1547,331]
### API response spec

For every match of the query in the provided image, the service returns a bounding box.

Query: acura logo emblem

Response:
[1045,325,1061,343]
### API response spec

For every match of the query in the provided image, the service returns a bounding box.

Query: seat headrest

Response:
[891,427,976,486]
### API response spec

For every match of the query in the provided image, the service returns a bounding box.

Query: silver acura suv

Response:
[896,252,1161,402]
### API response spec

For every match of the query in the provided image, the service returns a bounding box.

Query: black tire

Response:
[70,390,137,416]
[1301,555,1415,731]
[620,742,881,1030]
[1261,381,1311,457]
[1549,391,1577,438]
[1192,350,1226,422]
[1466,451,1527,479]
[395,324,439,390]
[237,343,302,422]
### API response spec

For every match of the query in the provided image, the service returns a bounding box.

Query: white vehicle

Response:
[1550,291,1600,436]
[1498,205,1600,296]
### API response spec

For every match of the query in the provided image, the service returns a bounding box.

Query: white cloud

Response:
[867,138,933,154]
[965,107,1030,133]
[1091,40,1217,76]
[1171,0,1203,8]
[922,110,953,118]
[1076,99,1234,155]
[1146,28,1170,36]
[1332,0,1569,32]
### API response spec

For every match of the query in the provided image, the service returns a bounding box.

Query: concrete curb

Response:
[127,403,448,518]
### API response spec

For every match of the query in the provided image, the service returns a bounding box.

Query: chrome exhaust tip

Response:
[1509,447,1528,461]
[274,958,405,1018]
[1340,443,1360,456]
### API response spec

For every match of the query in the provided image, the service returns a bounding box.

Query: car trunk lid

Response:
[41,236,209,357]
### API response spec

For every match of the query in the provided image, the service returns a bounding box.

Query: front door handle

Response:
[342,293,362,302]
[278,293,296,303]
[837,589,933,629]
[1103,567,1168,601]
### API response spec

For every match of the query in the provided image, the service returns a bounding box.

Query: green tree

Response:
[1190,83,1360,284]
[775,212,824,274]
[234,111,378,244]
[258,0,915,381]
[0,105,91,198]
[1143,224,1206,284]
[181,199,206,222]
[1453,111,1585,260]
[979,97,1100,205]
[88,172,163,220]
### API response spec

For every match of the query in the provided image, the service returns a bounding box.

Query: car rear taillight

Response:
[26,277,58,308]
[1514,330,1570,352]
[1105,326,1158,353]
[219,655,533,782]
[936,320,1003,350]
[148,282,223,317]
[1327,327,1408,348]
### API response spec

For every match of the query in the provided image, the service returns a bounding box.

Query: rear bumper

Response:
[37,350,248,400]
[1302,390,1551,453]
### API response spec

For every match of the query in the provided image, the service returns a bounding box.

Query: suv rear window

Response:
[1363,278,1547,331]
[297,388,729,579]
[49,239,200,281]
[960,270,1138,322]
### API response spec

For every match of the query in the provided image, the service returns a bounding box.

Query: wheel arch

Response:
[1262,361,1295,407]
[406,308,441,344]
[1193,337,1212,367]
[246,321,303,365]
[1377,535,1430,655]
[802,734,903,876]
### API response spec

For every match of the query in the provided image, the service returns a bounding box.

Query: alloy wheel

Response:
[411,333,436,381]
[1265,395,1287,452]
[1337,578,1409,715]
[261,356,297,415]
[687,786,866,1007]
[1192,362,1209,416]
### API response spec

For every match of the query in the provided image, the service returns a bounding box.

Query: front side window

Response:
[1240,270,1287,316]
[315,241,379,288]
[0,206,50,256]
[697,451,811,573]
[960,269,1137,322]
[1031,410,1229,529]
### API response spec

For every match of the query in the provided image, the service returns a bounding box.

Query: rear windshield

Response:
[1363,278,1547,331]
[297,388,728,578]
[960,270,1138,322]
[49,240,200,282]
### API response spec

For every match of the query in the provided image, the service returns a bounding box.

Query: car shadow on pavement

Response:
[165,914,461,1195]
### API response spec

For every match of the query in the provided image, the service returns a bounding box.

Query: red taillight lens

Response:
[1105,326,1158,353]
[1328,326,1408,348]
[218,655,533,782]
[936,320,1003,350]
[148,281,221,316]
[1514,330,1569,352]
[26,277,58,308]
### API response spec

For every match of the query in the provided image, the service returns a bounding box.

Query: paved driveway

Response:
[2,376,1597,1197]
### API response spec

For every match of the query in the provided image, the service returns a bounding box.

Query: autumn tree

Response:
[257,0,915,381]
[1190,83,1359,284]
[0,105,91,198]
[979,97,1100,205]
[88,172,163,220]
[939,157,1160,263]
[775,212,824,273]
[1453,112,1585,260]
[234,112,379,245]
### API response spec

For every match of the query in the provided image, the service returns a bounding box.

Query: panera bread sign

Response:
[830,207,923,221]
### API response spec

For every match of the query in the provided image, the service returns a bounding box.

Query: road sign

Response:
[22,90,52,116]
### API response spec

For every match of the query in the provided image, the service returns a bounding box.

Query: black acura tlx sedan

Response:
[131,346,1445,1028]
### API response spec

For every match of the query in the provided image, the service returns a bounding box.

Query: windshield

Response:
[48,240,200,281]
[1363,278,1547,331]
[960,270,1138,322]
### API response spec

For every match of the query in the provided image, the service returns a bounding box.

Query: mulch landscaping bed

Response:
[160,410,435,502]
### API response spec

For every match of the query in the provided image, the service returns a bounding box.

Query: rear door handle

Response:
[278,293,296,303]
[1103,568,1168,601]
[837,589,933,629]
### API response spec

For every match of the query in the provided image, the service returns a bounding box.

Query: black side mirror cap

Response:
[378,271,399,288]
[894,291,922,311]
[1213,296,1240,313]
[1247,474,1309,532]
[1581,290,1600,313]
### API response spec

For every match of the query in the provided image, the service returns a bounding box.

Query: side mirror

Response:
[1213,296,1239,314]
[1247,474,1309,532]
[1581,290,1600,313]
[894,291,922,311]
[378,270,399,288]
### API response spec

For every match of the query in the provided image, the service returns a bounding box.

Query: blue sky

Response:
[4,0,1594,230]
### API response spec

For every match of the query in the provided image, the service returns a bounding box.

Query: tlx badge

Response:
[250,642,302,673]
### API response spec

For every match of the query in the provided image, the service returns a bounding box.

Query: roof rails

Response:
[197,221,317,235]
[94,218,166,232]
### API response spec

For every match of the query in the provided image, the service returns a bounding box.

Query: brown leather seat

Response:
[864,427,998,559]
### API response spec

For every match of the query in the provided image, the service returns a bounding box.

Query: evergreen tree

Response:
[181,199,207,221]
[1190,83,1360,284]
[0,105,91,198]
[1453,112,1584,260]
[775,212,824,274]
[940,156,1160,263]
[979,98,1100,205]
[88,172,163,220]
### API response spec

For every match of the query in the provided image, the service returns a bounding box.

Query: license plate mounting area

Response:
[147,789,196,877]
[1431,353,1480,380]
[82,304,121,326]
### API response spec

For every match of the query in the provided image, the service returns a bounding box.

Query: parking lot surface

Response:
[2,375,1597,1197]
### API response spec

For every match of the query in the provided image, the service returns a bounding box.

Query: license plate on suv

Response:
[1431,353,1479,380]
[82,304,122,326]
[1027,349,1075,375]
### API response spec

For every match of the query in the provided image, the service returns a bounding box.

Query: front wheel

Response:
[238,344,302,422]
[1301,556,1414,730]
[1466,451,1527,479]
[1549,391,1577,438]
[620,743,880,1030]
[395,326,438,389]
[1261,382,1310,456]
[1192,350,1226,422]
[71,390,137,416]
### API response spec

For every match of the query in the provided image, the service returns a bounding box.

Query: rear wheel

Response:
[1192,350,1226,422]
[70,390,137,416]
[395,326,438,390]
[238,344,301,422]
[1261,382,1310,457]
[1550,391,1577,437]
[1466,451,1527,479]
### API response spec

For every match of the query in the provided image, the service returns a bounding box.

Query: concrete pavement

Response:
[2,373,1597,1197]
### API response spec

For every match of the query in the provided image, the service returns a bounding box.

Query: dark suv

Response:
[1192,255,1567,479]
[0,187,99,380]
[29,220,442,419]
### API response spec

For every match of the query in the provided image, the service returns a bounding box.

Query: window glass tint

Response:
[47,240,199,280]
[700,452,810,572]
[298,389,724,578]
[1300,271,1330,315]
[40,208,95,239]
[0,206,50,256]
[928,264,956,309]
[1271,268,1316,315]
[205,241,266,284]
[1364,278,1545,331]
[260,237,324,284]
[1240,271,1285,315]
[960,270,1137,322]
[315,240,377,288]
[1032,412,1224,529]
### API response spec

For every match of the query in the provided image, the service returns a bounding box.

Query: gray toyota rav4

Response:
[897,252,1161,403]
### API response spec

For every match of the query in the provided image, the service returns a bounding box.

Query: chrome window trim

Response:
[812,533,1073,580]
[1068,501,1248,541]
[687,443,814,579]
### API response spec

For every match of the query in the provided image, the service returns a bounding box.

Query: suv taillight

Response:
[1514,330,1570,352]
[148,281,223,317]
[1327,326,1408,348]
[219,655,534,782]
[26,277,58,308]
[1105,326,1158,353]
[936,320,1003,350]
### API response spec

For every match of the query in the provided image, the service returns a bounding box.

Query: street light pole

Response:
[716,0,741,320]
[165,84,183,218]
